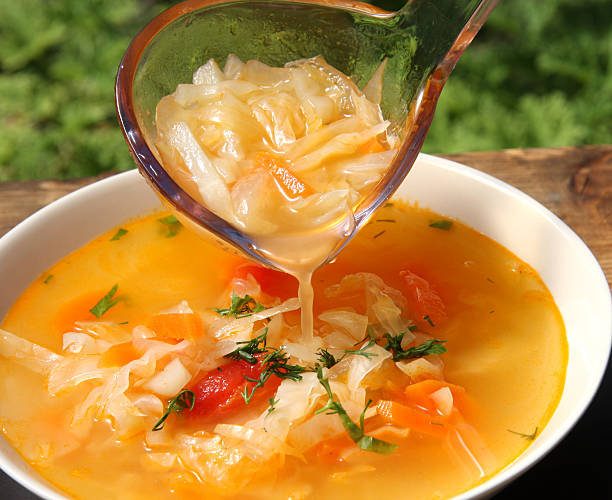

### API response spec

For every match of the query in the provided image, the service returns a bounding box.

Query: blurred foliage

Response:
[0,0,610,180]
[425,0,612,153]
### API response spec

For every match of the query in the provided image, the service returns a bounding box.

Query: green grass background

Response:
[0,0,610,181]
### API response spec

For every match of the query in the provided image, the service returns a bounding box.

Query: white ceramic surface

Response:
[0,154,610,500]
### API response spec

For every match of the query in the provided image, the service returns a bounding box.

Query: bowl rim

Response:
[0,154,610,500]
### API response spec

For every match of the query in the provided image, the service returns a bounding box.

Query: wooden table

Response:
[1,146,611,499]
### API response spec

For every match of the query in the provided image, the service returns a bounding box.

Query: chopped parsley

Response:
[152,390,195,431]
[158,214,182,238]
[43,274,54,284]
[315,367,397,455]
[89,284,120,319]
[110,228,128,241]
[507,427,538,440]
[376,219,396,223]
[373,230,386,239]
[382,333,447,361]
[383,202,394,208]
[429,219,453,230]
[215,293,265,319]
[424,315,435,327]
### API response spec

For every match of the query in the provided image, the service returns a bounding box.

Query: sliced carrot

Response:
[147,313,204,342]
[376,400,448,438]
[399,269,447,328]
[255,152,313,199]
[53,290,114,335]
[99,342,141,368]
[359,136,386,155]
[311,433,354,464]
[403,379,468,414]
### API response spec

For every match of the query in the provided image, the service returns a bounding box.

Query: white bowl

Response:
[0,154,610,500]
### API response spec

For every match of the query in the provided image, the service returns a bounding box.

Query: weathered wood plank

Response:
[440,145,612,285]
[1,146,610,285]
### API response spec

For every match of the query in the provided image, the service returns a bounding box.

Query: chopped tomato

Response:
[399,269,447,328]
[255,152,313,199]
[234,263,298,301]
[187,355,280,422]
[147,313,205,342]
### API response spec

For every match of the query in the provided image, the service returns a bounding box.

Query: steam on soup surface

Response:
[0,203,566,500]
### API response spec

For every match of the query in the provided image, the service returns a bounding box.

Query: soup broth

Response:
[0,203,566,500]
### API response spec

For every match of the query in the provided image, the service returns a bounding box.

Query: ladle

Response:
[116,0,499,270]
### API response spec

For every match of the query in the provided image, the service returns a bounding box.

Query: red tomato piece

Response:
[400,269,447,327]
[187,356,280,422]
[234,263,298,301]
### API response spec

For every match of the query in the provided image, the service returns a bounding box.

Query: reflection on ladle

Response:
[116,0,499,340]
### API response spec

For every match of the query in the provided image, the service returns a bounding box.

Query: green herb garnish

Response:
[152,389,196,431]
[241,348,307,404]
[43,274,54,284]
[373,230,386,239]
[158,214,182,238]
[267,397,279,414]
[315,348,342,369]
[110,228,128,241]
[315,367,397,455]
[507,427,538,440]
[89,284,120,319]
[343,330,378,359]
[215,292,265,319]
[376,219,396,223]
[383,202,394,208]
[225,328,307,403]
[423,315,435,327]
[429,220,453,230]
[382,334,447,362]
[225,328,269,364]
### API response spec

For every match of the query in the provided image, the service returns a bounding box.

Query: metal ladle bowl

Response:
[116,0,498,269]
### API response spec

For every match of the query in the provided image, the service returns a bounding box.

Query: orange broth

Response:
[0,203,567,500]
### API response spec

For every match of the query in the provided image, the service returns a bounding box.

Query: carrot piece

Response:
[399,269,447,328]
[255,152,313,199]
[99,342,141,368]
[311,434,355,464]
[147,313,205,342]
[53,290,116,335]
[376,400,448,437]
[359,137,386,155]
[403,379,468,414]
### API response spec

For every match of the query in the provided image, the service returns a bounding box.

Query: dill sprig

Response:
[315,367,397,454]
[382,333,447,361]
[215,292,265,319]
[152,390,195,431]
[224,328,269,364]
[343,330,378,359]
